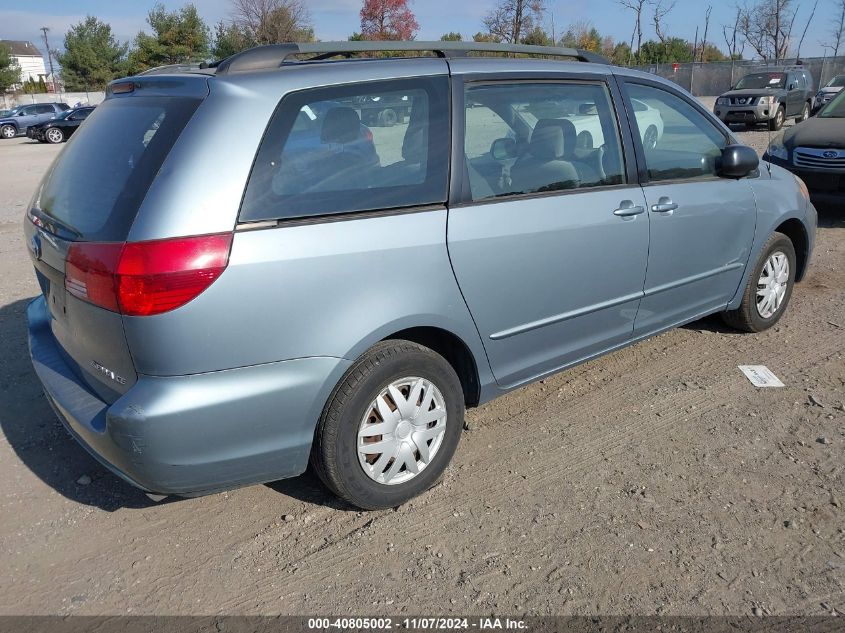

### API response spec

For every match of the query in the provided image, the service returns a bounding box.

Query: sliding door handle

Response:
[613,201,646,217]
[651,197,679,214]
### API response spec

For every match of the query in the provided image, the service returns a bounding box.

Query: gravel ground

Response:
[0,101,842,617]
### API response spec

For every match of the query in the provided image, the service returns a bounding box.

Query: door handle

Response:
[651,197,679,214]
[613,201,645,217]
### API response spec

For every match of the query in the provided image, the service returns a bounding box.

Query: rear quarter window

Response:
[32,95,201,242]
[239,76,450,223]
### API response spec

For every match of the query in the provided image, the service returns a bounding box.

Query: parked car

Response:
[0,109,10,118]
[713,67,814,130]
[25,42,817,511]
[0,102,69,139]
[764,88,845,208]
[812,74,845,114]
[27,106,95,144]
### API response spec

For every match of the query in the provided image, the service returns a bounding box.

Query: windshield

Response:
[825,75,845,88]
[819,89,845,118]
[734,72,786,90]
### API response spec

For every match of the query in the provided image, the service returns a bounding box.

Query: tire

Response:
[311,340,464,510]
[643,125,659,150]
[377,108,397,127]
[0,124,16,139]
[722,232,796,333]
[795,101,810,124]
[768,106,785,131]
[45,128,64,144]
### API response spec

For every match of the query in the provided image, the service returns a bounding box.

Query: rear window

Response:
[32,95,200,242]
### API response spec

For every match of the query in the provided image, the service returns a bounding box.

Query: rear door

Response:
[620,80,757,335]
[447,75,649,388]
[34,104,57,124]
[15,105,39,130]
[24,83,205,403]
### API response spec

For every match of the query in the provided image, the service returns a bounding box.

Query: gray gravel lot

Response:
[0,102,842,617]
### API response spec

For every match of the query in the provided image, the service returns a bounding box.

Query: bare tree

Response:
[828,0,845,57]
[618,0,648,60]
[794,0,818,59]
[482,0,545,44]
[699,5,713,61]
[722,5,747,59]
[231,0,312,45]
[738,0,797,62]
[651,0,676,43]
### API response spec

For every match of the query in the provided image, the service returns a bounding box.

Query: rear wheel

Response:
[311,340,464,510]
[768,106,785,131]
[0,124,16,139]
[45,128,64,144]
[722,232,796,333]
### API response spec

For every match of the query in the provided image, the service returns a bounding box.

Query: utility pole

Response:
[40,27,56,93]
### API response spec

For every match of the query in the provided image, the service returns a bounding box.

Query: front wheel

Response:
[722,232,796,333]
[768,106,785,131]
[795,101,810,123]
[311,340,464,510]
[642,125,659,150]
[0,124,16,139]
[45,128,64,144]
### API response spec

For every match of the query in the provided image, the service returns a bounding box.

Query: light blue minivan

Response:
[25,42,817,509]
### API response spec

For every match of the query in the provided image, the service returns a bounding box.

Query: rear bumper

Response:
[27,296,350,495]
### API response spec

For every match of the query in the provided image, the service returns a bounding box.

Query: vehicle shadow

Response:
[0,297,155,511]
[265,470,356,511]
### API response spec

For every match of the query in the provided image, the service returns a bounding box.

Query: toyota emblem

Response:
[29,234,42,261]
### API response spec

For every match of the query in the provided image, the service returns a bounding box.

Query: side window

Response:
[239,76,449,222]
[36,104,54,114]
[463,81,626,201]
[626,83,727,182]
[20,106,37,116]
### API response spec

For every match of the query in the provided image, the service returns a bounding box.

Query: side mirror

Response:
[719,144,759,178]
[17,111,26,116]
[789,83,797,90]
[490,137,517,161]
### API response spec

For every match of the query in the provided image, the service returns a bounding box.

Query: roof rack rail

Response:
[215,41,609,74]
[137,63,207,76]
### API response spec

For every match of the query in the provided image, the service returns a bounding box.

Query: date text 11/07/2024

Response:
[307,617,528,630]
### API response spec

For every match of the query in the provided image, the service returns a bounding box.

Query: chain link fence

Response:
[629,56,845,96]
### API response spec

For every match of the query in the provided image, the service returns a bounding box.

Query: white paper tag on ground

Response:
[738,365,785,388]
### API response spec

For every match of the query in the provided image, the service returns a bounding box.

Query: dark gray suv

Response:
[24,41,817,510]
[714,67,814,130]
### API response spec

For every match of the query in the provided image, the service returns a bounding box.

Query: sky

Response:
[0,0,840,63]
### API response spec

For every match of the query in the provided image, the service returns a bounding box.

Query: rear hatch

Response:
[25,77,207,404]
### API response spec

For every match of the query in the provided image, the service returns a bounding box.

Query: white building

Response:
[1,40,48,87]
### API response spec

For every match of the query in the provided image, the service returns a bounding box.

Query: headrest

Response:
[529,123,564,159]
[402,126,426,162]
[321,107,360,144]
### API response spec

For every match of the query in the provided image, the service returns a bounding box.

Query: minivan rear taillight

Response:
[65,233,232,316]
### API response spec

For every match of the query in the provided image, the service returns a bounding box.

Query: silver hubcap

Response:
[357,376,448,486]
[1,126,14,138]
[756,251,789,319]
[47,129,62,142]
